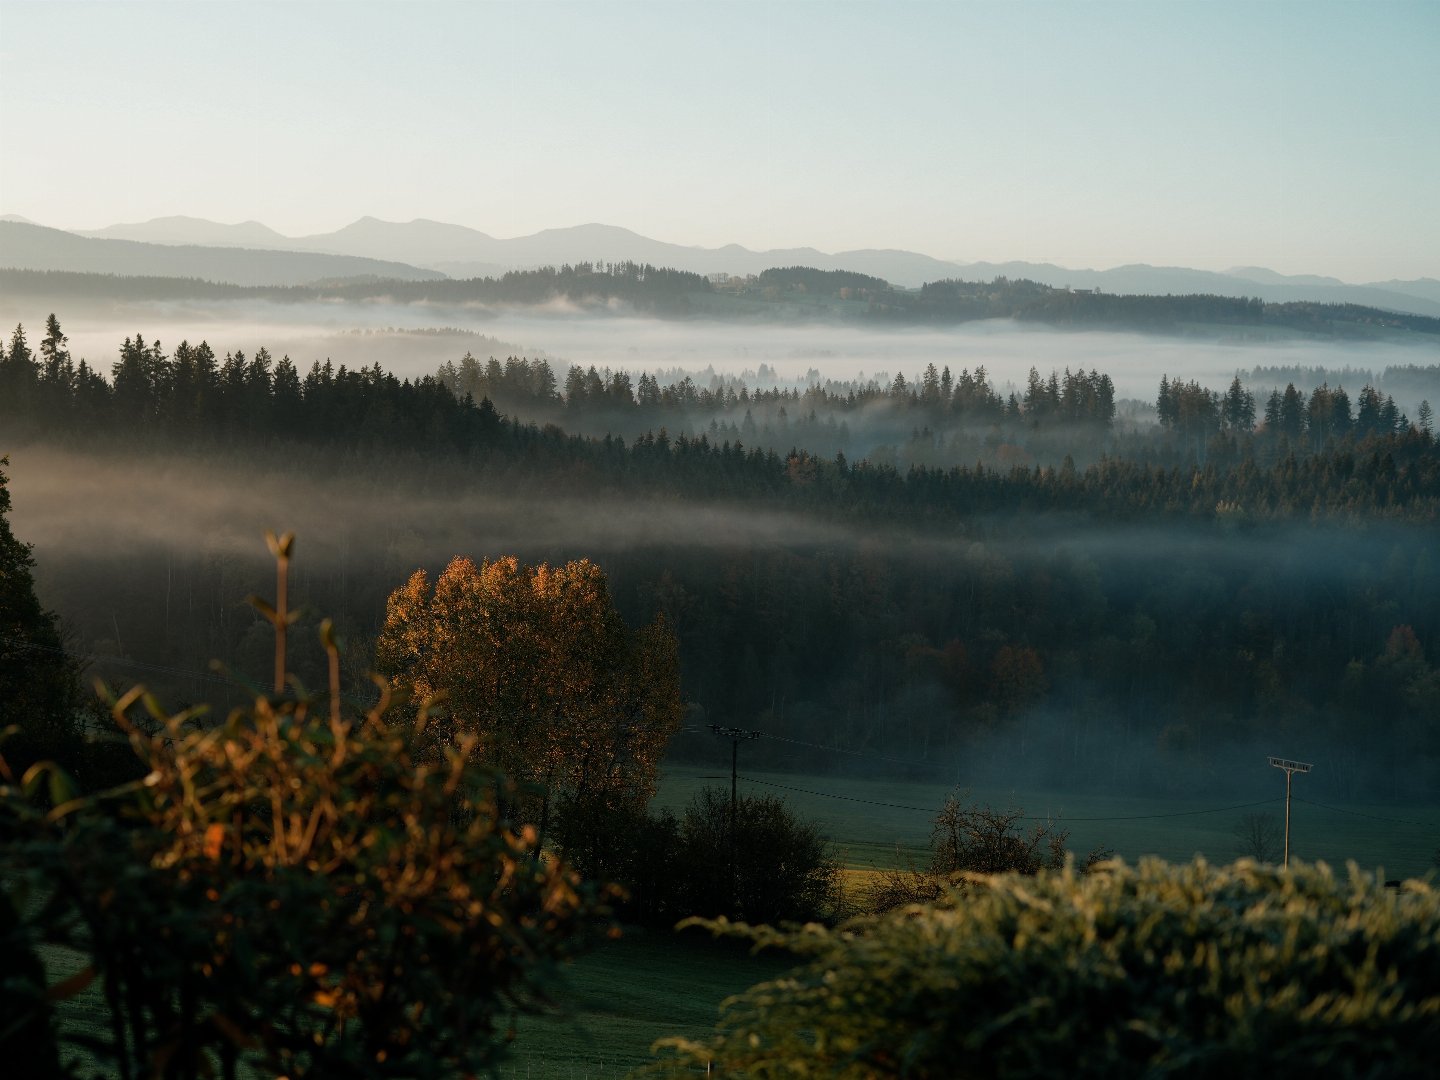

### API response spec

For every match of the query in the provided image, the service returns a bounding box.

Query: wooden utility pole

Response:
[711,726,762,912]
[1268,756,1313,868]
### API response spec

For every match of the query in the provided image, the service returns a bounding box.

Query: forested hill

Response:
[6,332,1440,804]
[3,322,1437,525]
[4,263,1439,341]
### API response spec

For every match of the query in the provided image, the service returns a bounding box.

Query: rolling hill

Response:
[0,221,444,287]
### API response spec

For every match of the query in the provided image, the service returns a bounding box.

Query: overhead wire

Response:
[737,775,1288,823]
[9,643,1435,835]
[756,732,953,773]
[1293,796,1440,831]
[0,633,244,689]
[688,723,1436,831]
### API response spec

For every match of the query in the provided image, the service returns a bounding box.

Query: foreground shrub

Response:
[648,858,1440,1078]
[0,534,605,1079]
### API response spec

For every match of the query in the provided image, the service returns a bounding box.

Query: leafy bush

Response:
[674,787,840,926]
[0,535,605,1079]
[552,790,685,927]
[649,858,1440,1078]
[553,786,840,928]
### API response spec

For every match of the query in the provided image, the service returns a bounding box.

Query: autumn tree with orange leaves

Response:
[375,556,683,852]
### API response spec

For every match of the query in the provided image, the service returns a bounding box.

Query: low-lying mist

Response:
[9,439,1438,866]
[4,295,1435,404]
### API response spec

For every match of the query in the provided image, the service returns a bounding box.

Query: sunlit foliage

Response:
[649,859,1440,1078]
[376,555,683,848]
[0,538,603,1079]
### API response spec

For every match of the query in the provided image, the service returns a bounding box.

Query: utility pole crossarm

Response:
[1267,757,1312,774]
[710,725,763,816]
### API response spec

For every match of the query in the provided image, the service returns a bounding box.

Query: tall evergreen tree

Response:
[0,324,38,410]
[0,457,83,777]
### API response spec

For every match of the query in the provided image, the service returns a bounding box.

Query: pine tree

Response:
[0,324,38,410]
[1156,375,1176,427]
[0,457,83,777]
[38,314,71,392]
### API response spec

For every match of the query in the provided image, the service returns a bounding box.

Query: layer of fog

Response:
[4,296,1435,405]
[13,440,1415,579]
[11,441,1435,864]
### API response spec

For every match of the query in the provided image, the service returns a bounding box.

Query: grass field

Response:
[509,764,1439,1075]
[499,930,793,1079]
[40,763,1438,1078]
[654,763,1440,880]
[44,928,789,1080]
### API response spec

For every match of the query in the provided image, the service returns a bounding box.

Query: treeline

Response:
[0,261,710,314]
[5,323,1440,802]
[1246,363,1440,412]
[4,320,1440,524]
[6,264,1440,339]
[1156,373,1430,460]
[435,351,1118,464]
[725,269,1440,338]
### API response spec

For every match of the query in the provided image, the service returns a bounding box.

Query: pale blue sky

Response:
[1,0,1436,280]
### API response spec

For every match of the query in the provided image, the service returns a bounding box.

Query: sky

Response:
[1,0,1437,281]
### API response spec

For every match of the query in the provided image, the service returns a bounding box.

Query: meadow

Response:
[38,763,1438,1079]
[44,913,792,1079]
[656,764,1440,882]
[480,762,1440,1076]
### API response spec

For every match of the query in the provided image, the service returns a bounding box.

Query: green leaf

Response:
[43,764,74,804]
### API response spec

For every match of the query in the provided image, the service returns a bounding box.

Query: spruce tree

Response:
[0,457,83,777]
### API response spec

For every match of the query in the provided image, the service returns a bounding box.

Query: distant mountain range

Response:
[4,213,1439,316]
[0,220,444,287]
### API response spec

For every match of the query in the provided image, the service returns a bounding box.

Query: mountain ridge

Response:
[13,214,1440,316]
[0,221,446,287]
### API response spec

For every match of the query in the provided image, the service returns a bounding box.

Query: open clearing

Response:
[45,927,790,1080]
[655,764,1440,880]
[43,763,1438,1078]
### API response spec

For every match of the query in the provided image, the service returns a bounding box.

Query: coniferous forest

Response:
[4,313,1438,809]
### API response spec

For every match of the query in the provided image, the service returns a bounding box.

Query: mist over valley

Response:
[5,4,1440,1072]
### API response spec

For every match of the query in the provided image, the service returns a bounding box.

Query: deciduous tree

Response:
[375,555,682,847]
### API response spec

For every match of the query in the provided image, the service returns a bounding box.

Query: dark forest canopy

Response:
[4,265,1439,340]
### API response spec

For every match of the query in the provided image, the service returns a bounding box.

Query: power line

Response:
[0,634,243,689]
[677,723,954,774]
[739,776,939,814]
[1057,797,1285,824]
[1293,797,1440,831]
[738,775,1286,823]
[759,732,954,773]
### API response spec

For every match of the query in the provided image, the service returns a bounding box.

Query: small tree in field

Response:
[868,791,1108,912]
[0,534,604,1079]
[1232,811,1282,862]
